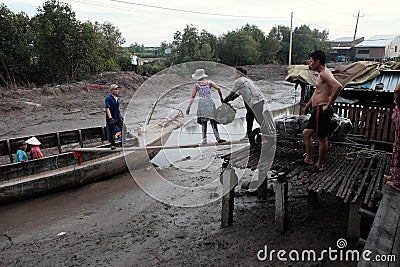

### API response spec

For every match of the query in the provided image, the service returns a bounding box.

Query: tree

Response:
[218,29,259,66]
[30,0,80,83]
[0,4,31,86]
[241,24,280,64]
[269,25,291,64]
[269,24,331,65]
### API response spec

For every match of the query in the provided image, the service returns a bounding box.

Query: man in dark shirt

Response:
[105,84,124,150]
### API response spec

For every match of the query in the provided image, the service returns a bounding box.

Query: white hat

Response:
[191,69,208,80]
[110,84,121,90]
[26,137,41,146]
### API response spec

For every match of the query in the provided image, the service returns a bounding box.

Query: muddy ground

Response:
[0,65,358,266]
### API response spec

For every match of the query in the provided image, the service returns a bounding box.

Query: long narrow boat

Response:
[0,114,184,205]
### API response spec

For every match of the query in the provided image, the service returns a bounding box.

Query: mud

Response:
[0,65,357,266]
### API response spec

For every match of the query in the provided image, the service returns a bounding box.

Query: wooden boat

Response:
[0,114,184,205]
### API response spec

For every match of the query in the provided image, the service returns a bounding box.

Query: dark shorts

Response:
[306,105,334,138]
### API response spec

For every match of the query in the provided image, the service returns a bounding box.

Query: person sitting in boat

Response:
[15,140,28,163]
[105,84,124,150]
[26,136,44,159]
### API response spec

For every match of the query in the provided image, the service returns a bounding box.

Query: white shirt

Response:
[130,55,138,65]
[232,76,265,107]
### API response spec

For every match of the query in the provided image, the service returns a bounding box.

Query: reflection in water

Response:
[151,104,300,167]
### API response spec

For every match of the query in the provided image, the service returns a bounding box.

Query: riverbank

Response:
[0,65,357,267]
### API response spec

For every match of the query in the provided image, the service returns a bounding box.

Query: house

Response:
[330,37,364,62]
[354,34,400,62]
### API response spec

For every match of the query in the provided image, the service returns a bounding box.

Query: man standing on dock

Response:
[105,84,124,150]
[301,50,342,173]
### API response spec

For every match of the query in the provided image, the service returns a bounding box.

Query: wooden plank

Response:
[363,156,384,205]
[347,198,362,239]
[56,133,62,154]
[383,108,391,142]
[358,185,400,267]
[256,168,269,200]
[370,108,378,140]
[59,130,80,145]
[275,180,288,233]
[221,164,237,228]
[81,127,104,141]
[349,105,356,123]
[376,110,385,142]
[360,108,368,136]
[6,140,13,164]
[351,155,376,203]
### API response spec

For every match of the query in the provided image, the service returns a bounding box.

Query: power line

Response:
[110,0,287,19]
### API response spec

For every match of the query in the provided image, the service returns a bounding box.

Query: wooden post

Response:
[275,180,288,233]
[7,140,13,163]
[347,198,362,240]
[78,129,83,148]
[257,168,269,200]
[221,163,237,228]
[56,133,62,154]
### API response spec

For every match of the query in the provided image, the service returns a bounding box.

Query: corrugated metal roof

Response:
[332,46,352,50]
[332,37,355,42]
[371,70,400,92]
[356,34,399,47]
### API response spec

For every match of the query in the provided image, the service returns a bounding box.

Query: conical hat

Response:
[26,137,41,146]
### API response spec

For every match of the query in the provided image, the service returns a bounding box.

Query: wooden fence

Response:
[332,103,395,143]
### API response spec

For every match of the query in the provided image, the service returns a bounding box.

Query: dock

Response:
[220,138,391,237]
[357,185,400,266]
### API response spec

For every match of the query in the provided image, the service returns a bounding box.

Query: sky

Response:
[3,0,400,47]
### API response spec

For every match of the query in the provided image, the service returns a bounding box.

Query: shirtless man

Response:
[301,50,342,173]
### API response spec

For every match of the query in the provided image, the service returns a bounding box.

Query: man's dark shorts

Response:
[306,105,334,138]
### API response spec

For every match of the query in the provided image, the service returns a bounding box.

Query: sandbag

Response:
[215,103,236,125]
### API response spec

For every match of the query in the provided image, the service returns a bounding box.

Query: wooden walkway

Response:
[358,185,400,267]
[222,138,391,207]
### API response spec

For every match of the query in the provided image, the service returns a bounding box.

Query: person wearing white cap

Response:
[105,84,124,150]
[186,69,226,144]
[26,137,44,159]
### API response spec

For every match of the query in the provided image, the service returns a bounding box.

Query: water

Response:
[151,104,300,167]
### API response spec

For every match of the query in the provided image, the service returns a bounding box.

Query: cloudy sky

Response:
[4,0,400,47]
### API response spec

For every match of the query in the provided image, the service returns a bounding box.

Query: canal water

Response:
[151,104,300,167]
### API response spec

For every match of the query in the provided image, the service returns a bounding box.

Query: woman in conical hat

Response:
[26,137,44,159]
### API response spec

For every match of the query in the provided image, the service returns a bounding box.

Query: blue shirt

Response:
[16,149,28,163]
[105,94,121,122]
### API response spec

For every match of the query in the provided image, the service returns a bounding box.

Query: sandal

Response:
[305,164,324,173]
[294,158,313,166]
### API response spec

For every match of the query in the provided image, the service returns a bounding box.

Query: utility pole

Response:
[288,11,293,65]
[353,10,364,41]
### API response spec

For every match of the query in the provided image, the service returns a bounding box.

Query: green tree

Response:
[242,24,280,64]
[30,0,80,83]
[291,25,330,64]
[0,4,31,86]
[173,24,199,63]
[269,24,331,65]
[269,25,291,64]
[218,29,259,66]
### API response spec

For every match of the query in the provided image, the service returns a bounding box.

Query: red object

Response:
[72,151,83,164]
[88,85,103,89]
